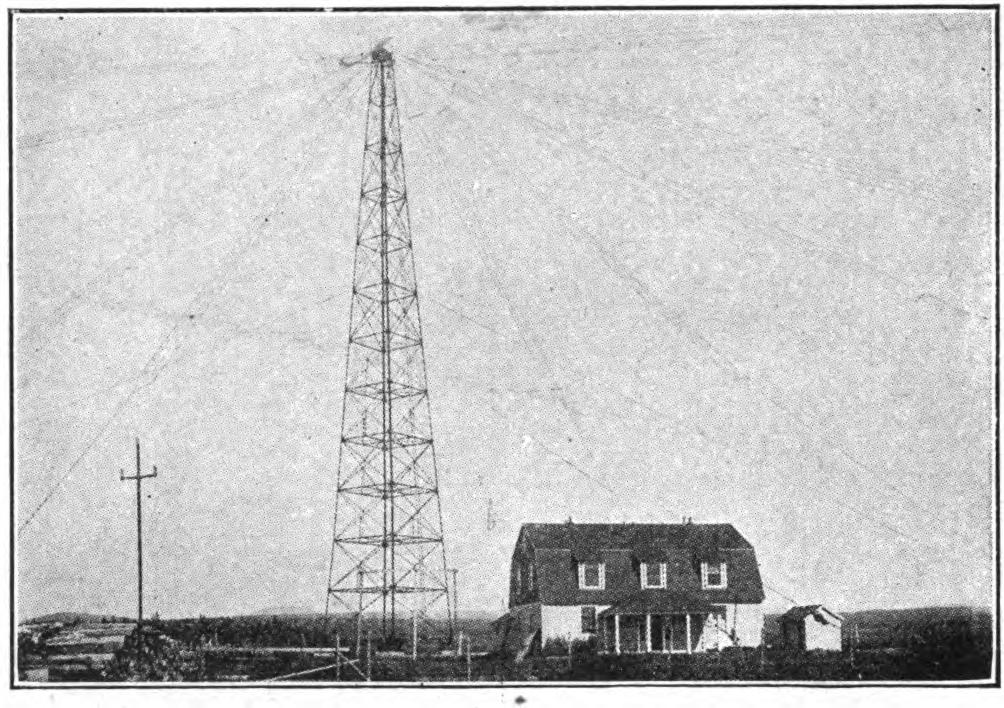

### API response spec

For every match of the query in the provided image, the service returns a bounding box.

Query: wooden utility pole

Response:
[120,438,158,634]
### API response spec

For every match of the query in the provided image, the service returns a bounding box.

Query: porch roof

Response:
[597,588,714,616]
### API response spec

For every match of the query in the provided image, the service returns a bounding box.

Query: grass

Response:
[220,645,994,683]
[18,606,996,682]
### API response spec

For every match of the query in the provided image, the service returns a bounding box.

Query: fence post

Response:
[366,631,373,682]
[412,611,418,661]
[851,624,860,675]
[466,634,472,682]
[336,632,341,681]
[356,612,362,659]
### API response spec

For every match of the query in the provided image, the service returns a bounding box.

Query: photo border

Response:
[6,1,1000,692]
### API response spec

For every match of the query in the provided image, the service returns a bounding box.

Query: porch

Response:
[596,589,724,654]
[599,612,710,654]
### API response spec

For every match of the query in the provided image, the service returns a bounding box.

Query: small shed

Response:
[779,605,843,651]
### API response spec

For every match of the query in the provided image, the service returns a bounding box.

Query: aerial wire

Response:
[403,54,987,324]
[17,69,367,535]
[403,56,981,512]
[399,62,950,561]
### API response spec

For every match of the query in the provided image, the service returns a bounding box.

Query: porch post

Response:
[686,614,692,654]
[645,614,652,653]
[614,613,621,655]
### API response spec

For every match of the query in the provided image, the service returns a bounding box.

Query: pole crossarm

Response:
[119,438,159,638]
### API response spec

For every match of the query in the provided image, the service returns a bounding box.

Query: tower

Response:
[325,45,452,648]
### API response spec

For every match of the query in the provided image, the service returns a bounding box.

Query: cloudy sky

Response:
[14,9,995,620]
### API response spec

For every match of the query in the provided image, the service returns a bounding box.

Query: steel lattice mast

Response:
[326,45,451,646]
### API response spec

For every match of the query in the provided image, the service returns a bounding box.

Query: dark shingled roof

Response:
[515,522,765,606]
[522,522,755,554]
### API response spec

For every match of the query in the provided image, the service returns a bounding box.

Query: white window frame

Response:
[640,562,667,589]
[578,561,605,590]
[701,561,728,589]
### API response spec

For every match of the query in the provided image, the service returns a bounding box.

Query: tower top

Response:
[371,44,392,64]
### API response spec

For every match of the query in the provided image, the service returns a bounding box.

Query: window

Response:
[515,565,522,593]
[640,561,667,588]
[528,563,535,594]
[578,562,605,589]
[701,561,728,589]
[581,606,597,633]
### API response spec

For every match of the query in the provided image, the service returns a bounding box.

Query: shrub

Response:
[571,636,600,657]
[541,636,569,656]
[104,627,205,682]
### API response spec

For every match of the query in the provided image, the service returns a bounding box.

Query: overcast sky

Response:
[14,9,996,620]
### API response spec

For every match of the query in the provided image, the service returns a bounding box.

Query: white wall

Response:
[541,603,764,650]
[804,616,842,651]
[541,605,610,642]
[692,605,764,650]
[724,603,764,648]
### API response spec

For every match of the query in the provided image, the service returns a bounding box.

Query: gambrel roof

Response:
[514,522,765,606]
[521,522,755,554]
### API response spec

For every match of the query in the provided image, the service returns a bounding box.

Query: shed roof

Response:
[781,605,844,625]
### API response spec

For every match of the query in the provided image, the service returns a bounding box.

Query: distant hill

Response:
[843,605,991,625]
[843,606,992,649]
[254,607,322,617]
[23,612,134,626]
[764,605,992,650]
[247,608,498,621]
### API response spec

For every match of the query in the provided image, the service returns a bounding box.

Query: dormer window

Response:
[578,562,605,590]
[701,561,728,589]
[640,562,667,589]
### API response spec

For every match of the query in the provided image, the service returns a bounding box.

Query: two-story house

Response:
[494,521,765,657]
